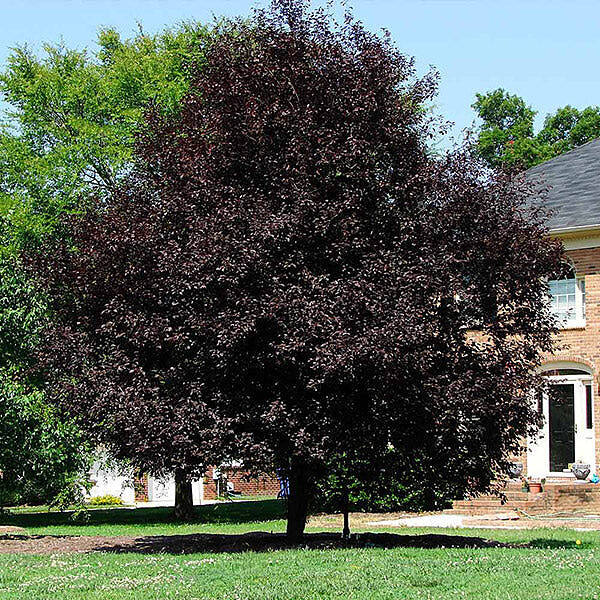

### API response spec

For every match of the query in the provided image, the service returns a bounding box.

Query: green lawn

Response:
[1,501,600,599]
[2,499,287,536]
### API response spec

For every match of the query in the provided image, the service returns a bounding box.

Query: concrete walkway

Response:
[370,514,467,528]
[368,511,526,529]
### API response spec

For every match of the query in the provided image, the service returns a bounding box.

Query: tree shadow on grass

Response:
[0,499,286,530]
[0,531,518,555]
[98,531,515,554]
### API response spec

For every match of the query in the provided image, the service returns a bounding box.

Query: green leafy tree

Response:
[0,22,213,250]
[0,258,89,508]
[471,88,543,169]
[0,22,215,507]
[0,377,91,508]
[537,105,600,154]
[472,88,600,170]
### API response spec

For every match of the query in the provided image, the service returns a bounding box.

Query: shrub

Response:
[87,494,124,506]
[312,450,454,514]
[0,374,92,509]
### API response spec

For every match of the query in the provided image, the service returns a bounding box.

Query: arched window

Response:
[543,368,590,376]
[548,261,585,327]
[540,361,593,377]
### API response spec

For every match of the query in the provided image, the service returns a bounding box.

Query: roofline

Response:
[550,224,600,238]
[526,138,600,175]
[549,224,600,250]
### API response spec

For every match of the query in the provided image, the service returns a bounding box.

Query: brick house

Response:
[453,140,600,515]
[523,138,600,479]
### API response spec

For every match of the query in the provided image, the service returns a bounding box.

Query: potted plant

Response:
[528,479,542,494]
[508,462,524,479]
[571,461,591,481]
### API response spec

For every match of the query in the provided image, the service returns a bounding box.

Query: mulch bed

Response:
[0,531,514,555]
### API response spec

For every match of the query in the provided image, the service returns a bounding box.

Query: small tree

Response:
[26,1,563,536]
[0,259,89,509]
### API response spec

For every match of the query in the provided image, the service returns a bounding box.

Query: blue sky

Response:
[1,0,599,143]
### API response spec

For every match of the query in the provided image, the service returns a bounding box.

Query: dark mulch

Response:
[0,531,516,555]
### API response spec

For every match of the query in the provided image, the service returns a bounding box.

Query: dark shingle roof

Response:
[525,138,600,231]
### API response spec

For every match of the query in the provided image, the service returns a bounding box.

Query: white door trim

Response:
[527,373,595,478]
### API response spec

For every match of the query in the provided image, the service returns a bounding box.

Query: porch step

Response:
[452,482,600,516]
[451,498,544,516]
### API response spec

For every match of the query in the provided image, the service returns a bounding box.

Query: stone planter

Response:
[507,462,524,479]
[571,463,591,481]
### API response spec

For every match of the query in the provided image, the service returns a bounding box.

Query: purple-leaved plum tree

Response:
[25,0,563,536]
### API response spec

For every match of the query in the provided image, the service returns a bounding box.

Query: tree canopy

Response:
[0,21,214,252]
[0,377,90,508]
[25,1,563,538]
[472,88,600,170]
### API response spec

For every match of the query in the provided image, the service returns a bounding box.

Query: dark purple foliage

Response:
[24,1,563,536]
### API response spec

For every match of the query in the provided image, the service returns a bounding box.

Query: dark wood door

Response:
[549,383,575,472]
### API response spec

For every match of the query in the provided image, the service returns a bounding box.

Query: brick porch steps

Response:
[451,481,600,516]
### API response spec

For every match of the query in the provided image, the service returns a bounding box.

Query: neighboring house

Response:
[86,456,204,504]
[89,463,279,505]
[524,138,600,479]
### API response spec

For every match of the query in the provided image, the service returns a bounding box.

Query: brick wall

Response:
[540,245,600,474]
[134,472,149,502]
[203,466,280,500]
[133,468,278,503]
[453,481,600,516]
[467,245,600,477]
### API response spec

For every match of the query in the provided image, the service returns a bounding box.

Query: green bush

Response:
[87,494,124,506]
[312,450,454,515]
[0,373,92,509]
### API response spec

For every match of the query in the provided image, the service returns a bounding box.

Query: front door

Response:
[549,384,575,472]
[527,373,595,478]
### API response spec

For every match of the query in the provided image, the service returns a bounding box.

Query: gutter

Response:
[549,224,600,239]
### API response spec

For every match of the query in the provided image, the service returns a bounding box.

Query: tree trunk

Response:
[342,487,350,539]
[173,470,194,521]
[286,462,310,541]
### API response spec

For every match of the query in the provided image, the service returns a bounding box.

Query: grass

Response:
[1,499,287,536]
[2,500,600,599]
[1,536,600,599]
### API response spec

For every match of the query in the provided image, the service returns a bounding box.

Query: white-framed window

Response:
[548,276,585,328]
